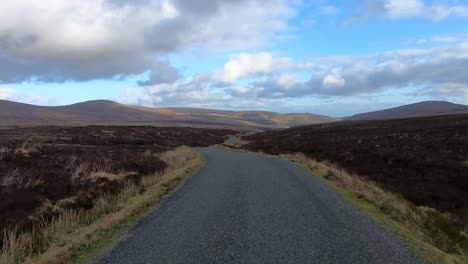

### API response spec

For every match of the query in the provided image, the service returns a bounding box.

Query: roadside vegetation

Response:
[1,147,205,264]
[281,152,468,264]
[244,115,468,226]
[0,126,232,257]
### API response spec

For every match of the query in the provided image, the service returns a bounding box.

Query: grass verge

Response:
[279,152,467,264]
[1,147,205,264]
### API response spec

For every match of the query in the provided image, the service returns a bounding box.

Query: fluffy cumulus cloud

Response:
[3,0,468,110]
[0,88,16,100]
[322,70,346,88]
[122,40,468,108]
[147,76,217,105]
[120,75,270,109]
[0,87,44,104]
[0,0,296,83]
[212,52,307,84]
[137,61,181,86]
[384,0,424,18]
[251,41,468,98]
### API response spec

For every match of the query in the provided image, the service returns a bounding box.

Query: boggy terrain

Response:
[244,114,468,224]
[0,126,234,238]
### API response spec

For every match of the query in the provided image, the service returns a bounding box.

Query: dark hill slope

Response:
[348,101,468,121]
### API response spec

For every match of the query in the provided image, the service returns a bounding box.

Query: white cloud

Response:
[387,0,468,20]
[21,95,44,105]
[137,60,181,86]
[0,88,16,100]
[146,75,224,106]
[345,0,468,23]
[413,83,468,99]
[0,88,46,104]
[230,86,251,95]
[277,74,301,87]
[213,52,309,83]
[431,36,459,43]
[213,52,292,83]
[428,4,468,20]
[0,0,298,83]
[322,70,346,88]
[385,0,424,18]
[119,41,468,109]
[413,34,462,46]
[248,41,468,99]
[116,87,150,106]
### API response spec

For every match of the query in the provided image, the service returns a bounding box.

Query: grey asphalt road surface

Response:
[97,147,425,264]
[224,135,239,146]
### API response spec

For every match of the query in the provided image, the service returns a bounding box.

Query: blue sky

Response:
[0,0,467,117]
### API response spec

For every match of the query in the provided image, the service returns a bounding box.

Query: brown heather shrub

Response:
[0,139,42,158]
[0,147,200,264]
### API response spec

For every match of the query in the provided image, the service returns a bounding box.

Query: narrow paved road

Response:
[224,135,239,146]
[97,147,424,264]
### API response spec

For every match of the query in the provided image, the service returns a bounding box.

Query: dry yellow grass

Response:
[0,147,205,264]
[1,169,44,190]
[280,152,468,264]
[88,172,133,182]
[160,146,199,170]
[0,140,41,158]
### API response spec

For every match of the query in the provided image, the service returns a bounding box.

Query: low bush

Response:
[1,147,203,264]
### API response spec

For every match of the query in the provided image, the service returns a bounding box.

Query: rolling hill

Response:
[347,101,468,121]
[3,99,466,130]
[0,100,336,130]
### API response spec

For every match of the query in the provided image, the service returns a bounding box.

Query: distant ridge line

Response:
[0,99,336,130]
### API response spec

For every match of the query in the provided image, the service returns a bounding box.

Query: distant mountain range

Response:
[0,99,467,130]
[0,100,335,130]
[347,101,468,121]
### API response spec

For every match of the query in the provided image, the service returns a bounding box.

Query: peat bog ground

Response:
[0,126,234,242]
[244,114,468,225]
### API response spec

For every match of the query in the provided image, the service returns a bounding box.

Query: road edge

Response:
[215,146,466,264]
[278,154,467,264]
[28,148,207,264]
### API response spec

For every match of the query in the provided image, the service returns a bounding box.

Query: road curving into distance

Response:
[96,147,425,264]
